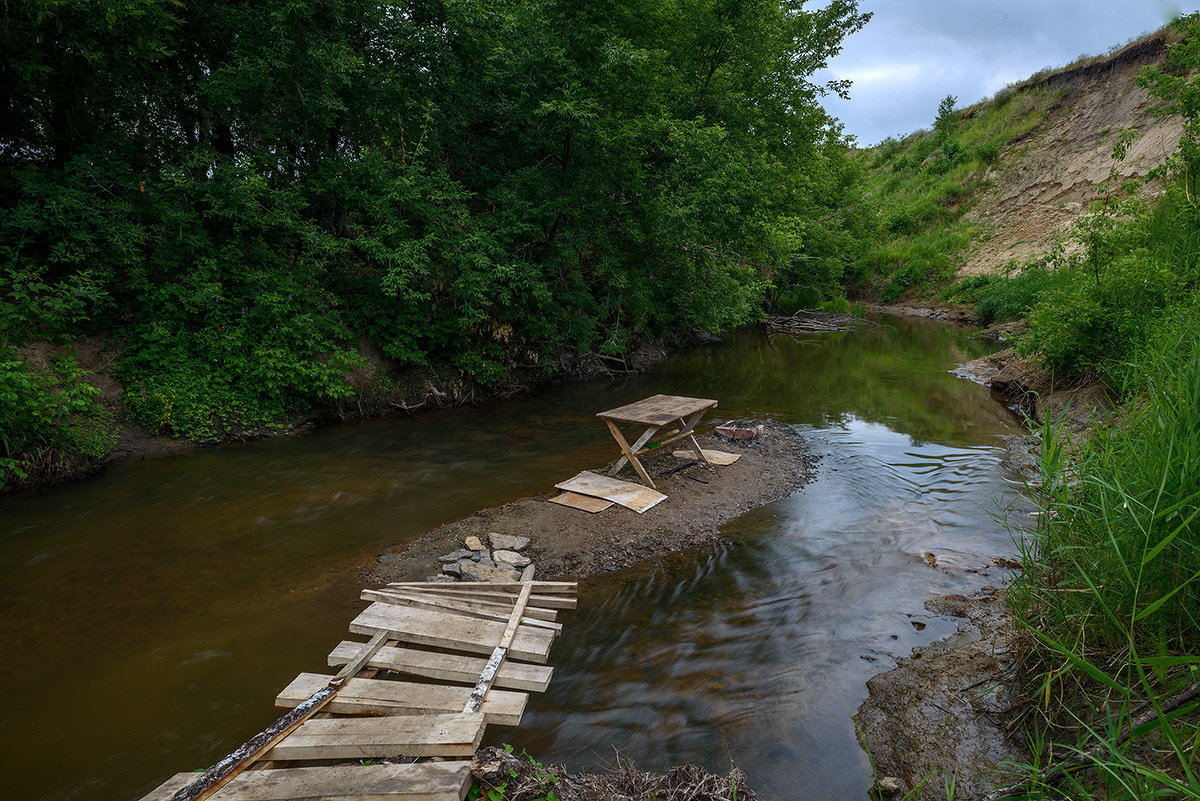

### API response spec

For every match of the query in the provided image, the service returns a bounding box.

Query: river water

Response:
[0,315,1024,801]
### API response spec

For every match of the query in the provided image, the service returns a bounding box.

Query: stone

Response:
[459,562,521,583]
[476,555,496,568]
[438,549,473,563]
[464,535,487,551]
[425,574,455,582]
[876,777,904,798]
[493,550,531,568]
[489,534,530,552]
[441,561,462,577]
[377,553,403,564]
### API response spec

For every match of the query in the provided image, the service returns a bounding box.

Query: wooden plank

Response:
[373,588,560,621]
[555,470,667,513]
[327,641,554,692]
[387,581,576,594]
[672,448,741,465]
[548,491,614,513]
[277,673,527,727]
[349,602,554,663]
[464,582,532,713]
[141,762,472,801]
[597,394,718,426]
[361,589,562,631]
[264,714,485,760]
[386,585,577,610]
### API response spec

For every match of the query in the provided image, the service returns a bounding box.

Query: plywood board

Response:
[140,762,472,801]
[361,589,562,630]
[349,602,554,663]
[671,448,741,466]
[548,491,614,513]
[554,471,667,513]
[264,714,485,760]
[386,585,577,610]
[277,673,527,726]
[597,394,718,426]
[328,641,554,692]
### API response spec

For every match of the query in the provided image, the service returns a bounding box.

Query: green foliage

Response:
[0,0,873,451]
[943,257,1063,325]
[0,349,117,488]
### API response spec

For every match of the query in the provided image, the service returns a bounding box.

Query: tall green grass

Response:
[1002,325,1200,798]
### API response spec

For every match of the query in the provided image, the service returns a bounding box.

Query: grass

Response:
[999,325,1200,799]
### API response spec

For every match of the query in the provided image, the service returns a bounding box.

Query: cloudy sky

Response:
[818,1,1199,146]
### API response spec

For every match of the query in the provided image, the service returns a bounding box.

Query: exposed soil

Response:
[364,423,815,584]
[960,33,1181,276]
[855,591,1023,801]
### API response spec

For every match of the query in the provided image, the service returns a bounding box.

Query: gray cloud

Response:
[820,0,1195,145]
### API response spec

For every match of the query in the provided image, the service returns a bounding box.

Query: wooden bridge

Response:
[140,580,576,801]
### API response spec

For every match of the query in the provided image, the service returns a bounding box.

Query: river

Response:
[0,315,1024,801]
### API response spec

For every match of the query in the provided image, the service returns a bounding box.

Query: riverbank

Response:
[3,335,676,495]
[365,422,815,584]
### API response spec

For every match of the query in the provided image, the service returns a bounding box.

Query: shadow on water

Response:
[0,315,1026,801]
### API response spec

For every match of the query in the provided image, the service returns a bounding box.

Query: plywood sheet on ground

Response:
[387,581,577,594]
[671,448,741,465]
[349,602,554,663]
[328,641,554,692]
[277,673,527,726]
[141,761,472,801]
[547,491,614,513]
[554,471,667,513]
[264,713,485,760]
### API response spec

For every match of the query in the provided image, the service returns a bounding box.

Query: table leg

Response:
[603,419,658,489]
[677,410,714,471]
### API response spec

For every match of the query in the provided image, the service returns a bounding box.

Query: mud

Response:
[855,591,1024,801]
[363,423,815,584]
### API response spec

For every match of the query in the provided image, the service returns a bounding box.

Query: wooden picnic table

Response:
[597,394,718,489]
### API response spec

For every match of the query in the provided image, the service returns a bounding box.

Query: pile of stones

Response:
[429,532,535,582]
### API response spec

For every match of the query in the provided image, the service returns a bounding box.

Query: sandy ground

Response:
[363,423,815,584]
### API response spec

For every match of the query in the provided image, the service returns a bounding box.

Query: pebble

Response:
[493,549,531,568]
[489,533,530,552]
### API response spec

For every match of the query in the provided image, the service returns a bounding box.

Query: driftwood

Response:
[765,309,876,335]
[981,680,1200,800]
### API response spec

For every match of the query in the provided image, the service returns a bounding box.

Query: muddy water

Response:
[0,316,1021,801]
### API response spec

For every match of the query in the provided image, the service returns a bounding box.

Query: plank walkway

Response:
[140,580,576,801]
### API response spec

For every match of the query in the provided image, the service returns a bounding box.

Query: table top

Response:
[597,394,718,426]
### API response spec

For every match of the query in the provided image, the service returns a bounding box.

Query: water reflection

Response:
[0,315,1022,801]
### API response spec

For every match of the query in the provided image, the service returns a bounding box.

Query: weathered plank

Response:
[671,448,740,465]
[264,714,485,760]
[361,589,562,631]
[349,602,555,663]
[554,471,667,513]
[388,585,578,610]
[464,583,532,714]
[277,673,527,726]
[387,581,577,594]
[141,762,472,801]
[597,394,718,426]
[547,491,614,513]
[327,641,554,692]
[370,587,559,622]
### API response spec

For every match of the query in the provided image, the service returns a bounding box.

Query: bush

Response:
[0,349,116,487]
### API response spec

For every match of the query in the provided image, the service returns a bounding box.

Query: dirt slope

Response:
[962,33,1181,276]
